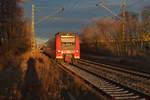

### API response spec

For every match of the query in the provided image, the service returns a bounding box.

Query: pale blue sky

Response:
[23,0,150,40]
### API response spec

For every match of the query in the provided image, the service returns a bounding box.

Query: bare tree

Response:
[80,10,148,57]
[0,0,31,56]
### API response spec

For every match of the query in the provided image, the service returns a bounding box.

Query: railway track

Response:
[80,59,150,79]
[78,59,150,96]
[82,55,150,75]
[58,62,150,100]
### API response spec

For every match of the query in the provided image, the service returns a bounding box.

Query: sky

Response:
[23,0,150,42]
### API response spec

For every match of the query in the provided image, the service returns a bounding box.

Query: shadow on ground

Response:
[21,57,42,100]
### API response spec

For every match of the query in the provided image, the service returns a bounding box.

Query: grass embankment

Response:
[0,51,63,100]
[0,51,103,100]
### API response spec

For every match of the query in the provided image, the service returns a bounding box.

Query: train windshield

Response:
[61,36,76,50]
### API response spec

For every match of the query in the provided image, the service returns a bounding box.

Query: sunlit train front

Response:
[55,32,80,63]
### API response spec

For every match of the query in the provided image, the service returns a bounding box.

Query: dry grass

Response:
[0,51,64,100]
[0,51,109,100]
[0,1,65,99]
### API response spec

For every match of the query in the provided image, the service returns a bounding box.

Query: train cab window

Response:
[61,42,75,50]
[62,42,75,46]
[60,36,76,50]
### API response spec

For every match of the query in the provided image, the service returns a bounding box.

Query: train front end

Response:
[55,32,80,63]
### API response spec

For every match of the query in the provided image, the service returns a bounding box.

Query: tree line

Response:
[80,9,150,57]
[0,0,32,57]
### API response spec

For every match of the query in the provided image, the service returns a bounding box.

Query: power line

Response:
[96,2,122,19]
[36,7,64,24]
[62,0,81,12]
[71,0,81,8]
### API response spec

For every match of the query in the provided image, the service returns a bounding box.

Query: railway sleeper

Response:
[110,93,135,97]
[100,86,120,88]
[99,82,115,85]
[107,90,129,94]
[103,89,124,92]
[100,87,122,91]
[114,95,140,100]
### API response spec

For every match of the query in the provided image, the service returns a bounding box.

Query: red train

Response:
[43,32,80,63]
[55,32,80,62]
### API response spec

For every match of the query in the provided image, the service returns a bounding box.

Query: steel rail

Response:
[79,59,150,79]
[58,62,150,100]
[78,59,150,96]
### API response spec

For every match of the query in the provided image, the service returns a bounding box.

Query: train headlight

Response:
[76,50,79,52]
[57,50,61,52]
